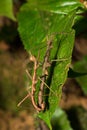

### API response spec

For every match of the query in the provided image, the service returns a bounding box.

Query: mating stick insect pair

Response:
[18,33,70,112]
[18,35,53,112]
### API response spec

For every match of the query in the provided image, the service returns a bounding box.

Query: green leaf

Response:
[18,0,84,54]
[27,0,84,14]
[73,56,87,95]
[51,107,72,130]
[0,0,16,21]
[18,9,47,55]
[18,3,75,57]
[38,12,75,129]
[68,68,87,78]
[18,2,76,129]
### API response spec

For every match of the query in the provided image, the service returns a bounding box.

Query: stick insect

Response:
[38,35,53,110]
[18,52,42,111]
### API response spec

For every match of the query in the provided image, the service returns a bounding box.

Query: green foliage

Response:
[51,108,72,130]
[73,15,87,36]
[77,107,87,130]
[18,0,84,53]
[68,68,87,78]
[73,56,87,95]
[38,18,75,129]
[0,0,16,21]
[17,0,85,129]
